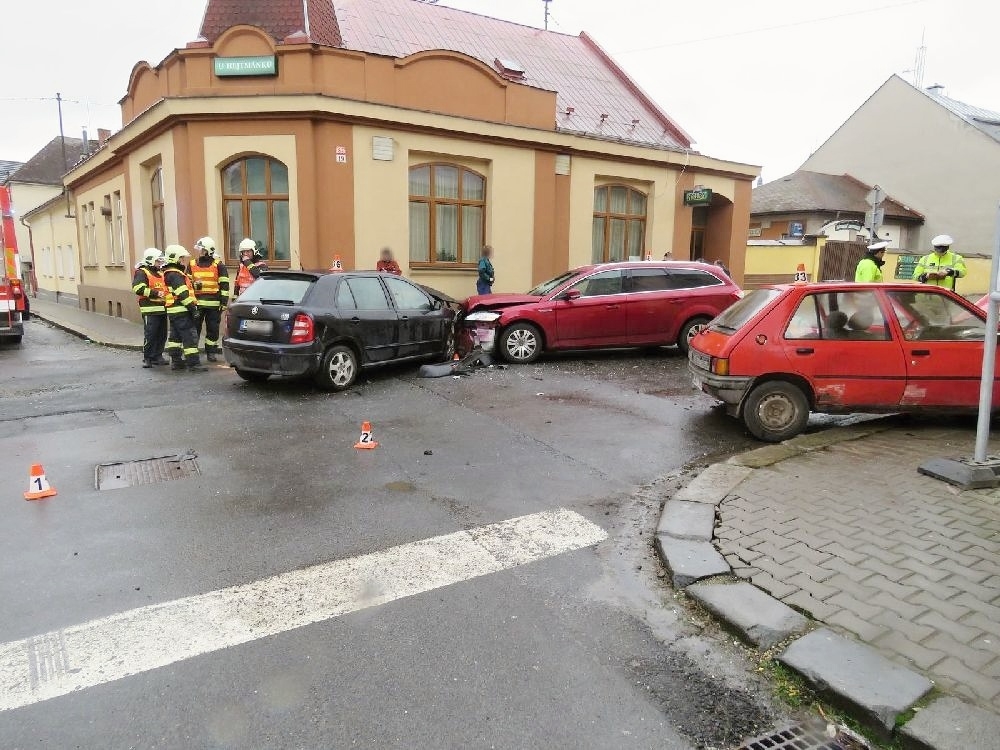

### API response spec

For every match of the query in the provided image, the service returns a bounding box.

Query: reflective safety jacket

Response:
[190,257,230,308]
[235,259,268,295]
[132,265,168,314]
[854,257,883,283]
[162,264,198,314]
[914,250,967,291]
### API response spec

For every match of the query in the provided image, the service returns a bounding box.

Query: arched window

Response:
[592,185,647,263]
[409,163,486,266]
[222,156,290,265]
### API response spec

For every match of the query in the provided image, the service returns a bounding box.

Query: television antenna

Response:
[543,0,552,30]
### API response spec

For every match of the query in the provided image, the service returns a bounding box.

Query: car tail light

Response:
[711,357,730,376]
[290,313,314,344]
[9,279,22,298]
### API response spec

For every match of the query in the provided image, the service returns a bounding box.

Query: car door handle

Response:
[399,315,409,321]
[795,347,814,355]
[350,316,361,324]
[911,349,931,356]
[605,304,620,310]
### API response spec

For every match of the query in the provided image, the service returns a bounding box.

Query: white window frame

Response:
[113,191,125,265]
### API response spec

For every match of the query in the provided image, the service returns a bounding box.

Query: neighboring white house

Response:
[801,74,1000,255]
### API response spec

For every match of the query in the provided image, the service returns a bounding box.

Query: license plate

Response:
[239,319,273,335]
[689,349,711,371]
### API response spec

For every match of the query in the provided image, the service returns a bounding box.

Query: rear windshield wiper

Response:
[258,298,296,305]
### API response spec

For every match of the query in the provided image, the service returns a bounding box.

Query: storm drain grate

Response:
[734,723,855,750]
[95,452,200,490]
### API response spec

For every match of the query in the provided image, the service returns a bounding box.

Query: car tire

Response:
[235,368,269,383]
[315,344,359,391]
[677,317,711,354]
[500,322,542,364]
[743,380,810,442]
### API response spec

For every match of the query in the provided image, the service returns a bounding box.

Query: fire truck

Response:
[0,184,29,344]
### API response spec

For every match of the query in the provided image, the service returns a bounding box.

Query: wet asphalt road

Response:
[0,320,787,749]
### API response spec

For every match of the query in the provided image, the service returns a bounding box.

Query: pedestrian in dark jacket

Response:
[131,248,169,368]
[477,245,495,295]
[162,245,207,373]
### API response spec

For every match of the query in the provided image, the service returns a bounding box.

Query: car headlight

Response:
[464,311,501,323]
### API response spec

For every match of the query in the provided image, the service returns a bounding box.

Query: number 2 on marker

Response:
[360,431,372,443]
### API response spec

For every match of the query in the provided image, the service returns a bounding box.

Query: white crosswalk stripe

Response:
[0,508,606,712]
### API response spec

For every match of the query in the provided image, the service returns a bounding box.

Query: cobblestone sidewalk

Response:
[716,426,1000,710]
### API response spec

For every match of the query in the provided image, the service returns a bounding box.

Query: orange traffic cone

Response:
[794,263,808,283]
[453,352,461,361]
[354,421,379,450]
[24,464,57,501]
[330,254,343,272]
[645,252,652,261]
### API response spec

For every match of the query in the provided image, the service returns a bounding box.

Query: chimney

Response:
[82,127,89,154]
[98,128,111,145]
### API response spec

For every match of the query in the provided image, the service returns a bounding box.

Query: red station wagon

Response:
[689,282,999,442]
[460,261,742,363]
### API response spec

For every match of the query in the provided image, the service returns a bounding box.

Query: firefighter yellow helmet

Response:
[164,245,190,264]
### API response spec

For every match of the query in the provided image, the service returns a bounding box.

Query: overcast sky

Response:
[1,0,997,182]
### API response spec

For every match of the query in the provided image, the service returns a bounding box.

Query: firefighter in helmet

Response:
[162,245,207,372]
[233,238,268,297]
[131,248,170,368]
[190,236,230,362]
[914,234,967,291]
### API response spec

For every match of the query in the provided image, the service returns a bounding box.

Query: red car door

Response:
[781,290,906,408]
[552,269,627,346]
[886,289,1000,407]
[625,267,673,343]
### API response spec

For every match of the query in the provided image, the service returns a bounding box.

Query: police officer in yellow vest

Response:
[162,245,207,373]
[914,234,966,291]
[855,240,888,282]
[190,236,230,362]
[131,248,170,368]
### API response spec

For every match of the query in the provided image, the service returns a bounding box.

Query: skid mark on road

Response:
[0,508,606,712]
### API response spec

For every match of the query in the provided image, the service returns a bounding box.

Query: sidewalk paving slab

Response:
[900,695,1000,750]
[780,628,933,734]
[654,537,729,588]
[656,500,715,541]
[686,582,808,649]
[29,298,143,350]
[673,463,752,504]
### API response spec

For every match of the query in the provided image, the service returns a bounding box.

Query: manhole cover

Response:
[95,452,200,490]
[735,723,859,750]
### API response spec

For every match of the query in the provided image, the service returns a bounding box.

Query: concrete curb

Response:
[652,419,993,747]
[31,312,143,352]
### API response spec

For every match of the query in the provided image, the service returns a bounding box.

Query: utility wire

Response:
[618,0,925,53]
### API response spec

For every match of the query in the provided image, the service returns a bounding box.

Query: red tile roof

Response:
[196,0,691,149]
[200,0,342,46]
[335,0,691,150]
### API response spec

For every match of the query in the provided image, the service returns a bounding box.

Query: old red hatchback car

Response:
[689,282,998,442]
[460,261,742,363]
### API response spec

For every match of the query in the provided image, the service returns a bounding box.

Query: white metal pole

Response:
[973,204,1000,461]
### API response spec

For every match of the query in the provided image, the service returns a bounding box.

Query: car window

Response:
[344,277,391,310]
[629,268,670,293]
[887,291,986,341]
[237,277,314,304]
[664,270,724,290]
[570,269,623,297]
[336,280,357,311]
[710,289,780,332]
[785,291,891,341]
[384,276,433,311]
[528,269,581,296]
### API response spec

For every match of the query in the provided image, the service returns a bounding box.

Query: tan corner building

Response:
[65,0,759,323]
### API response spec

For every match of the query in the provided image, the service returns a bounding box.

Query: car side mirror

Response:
[560,289,582,301]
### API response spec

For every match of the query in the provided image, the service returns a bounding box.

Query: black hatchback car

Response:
[223,271,457,390]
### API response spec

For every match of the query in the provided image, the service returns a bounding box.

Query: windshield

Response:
[710,288,781,332]
[237,277,314,304]
[527,269,581,296]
